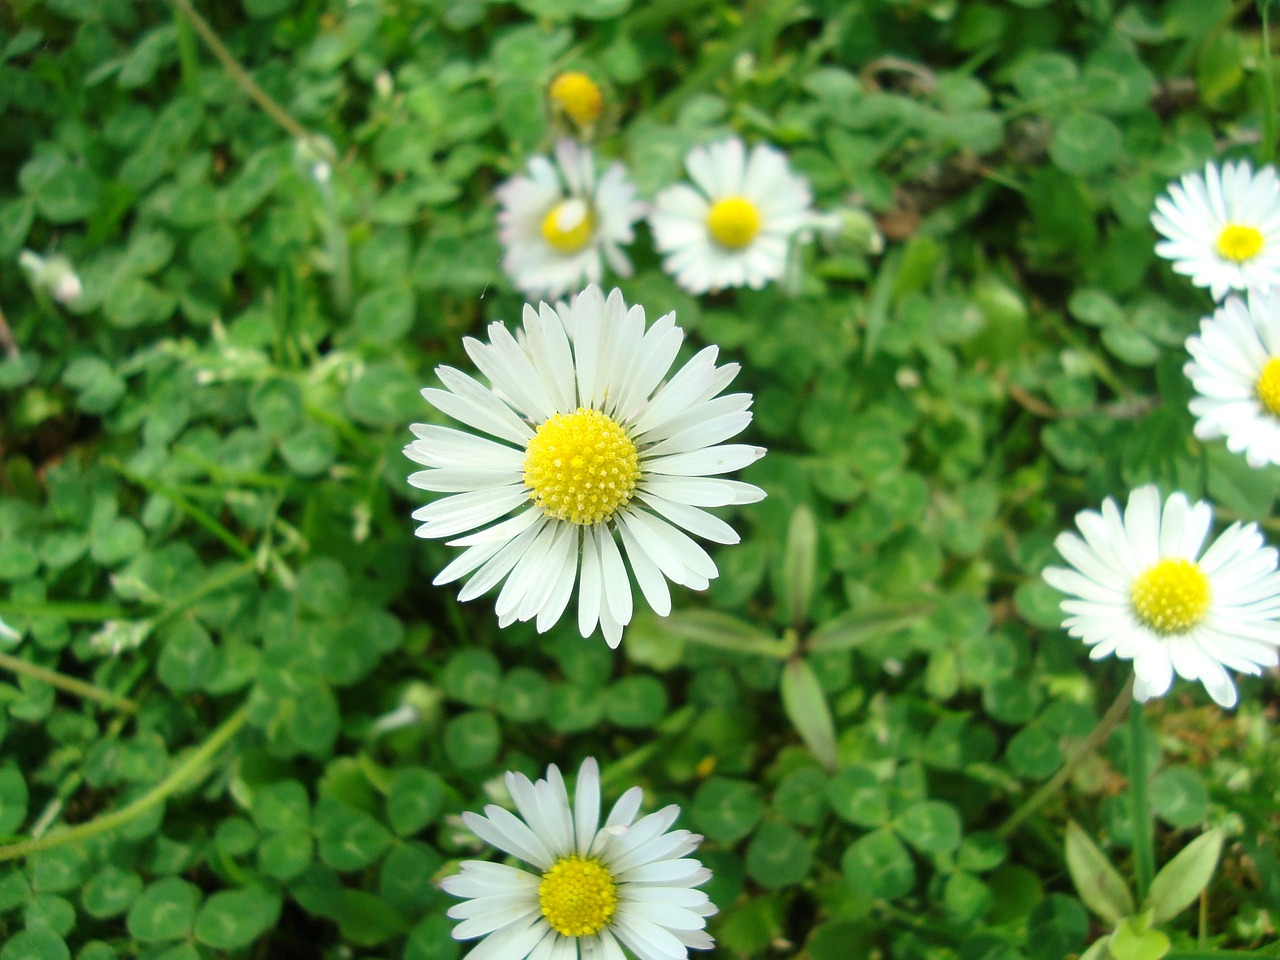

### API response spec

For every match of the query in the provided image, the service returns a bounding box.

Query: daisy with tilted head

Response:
[442,757,717,960]
[1185,289,1280,469]
[1151,159,1280,301]
[405,285,765,648]
[497,140,644,300]
[649,137,819,295]
[1043,485,1280,709]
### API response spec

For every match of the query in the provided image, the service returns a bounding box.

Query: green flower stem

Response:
[1262,0,1277,165]
[651,0,802,122]
[171,2,202,100]
[0,704,249,863]
[0,600,130,621]
[998,678,1134,838]
[0,652,138,713]
[105,458,254,563]
[1128,697,1155,902]
[167,0,320,149]
[154,561,257,629]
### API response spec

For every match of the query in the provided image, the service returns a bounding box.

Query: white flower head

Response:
[19,249,82,304]
[1185,289,1280,468]
[1043,485,1280,708]
[1151,159,1280,301]
[496,141,644,300]
[405,285,765,648]
[648,138,819,295]
[442,757,717,960]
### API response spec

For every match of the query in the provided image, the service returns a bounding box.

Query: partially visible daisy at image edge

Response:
[649,137,821,295]
[1043,484,1280,708]
[1151,159,1280,301]
[1185,288,1280,469]
[497,139,644,300]
[404,284,765,648]
[442,757,716,960]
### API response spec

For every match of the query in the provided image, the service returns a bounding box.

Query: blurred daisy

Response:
[549,72,604,132]
[1185,290,1280,468]
[1151,159,1280,301]
[405,285,765,648]
[649,138,818,294]
[1043,485,1280,708]
[496,140,644,300]
[442,757,717,960]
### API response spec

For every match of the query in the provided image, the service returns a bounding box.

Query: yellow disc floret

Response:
[541,200,595,254]
[1130,557,1211,635]
[706,196,762,249]
[1216,224,1264,263]
[538,855,618,938]
[524,408,639,525]
[1257,357,1280,416]
[549,72,604,129]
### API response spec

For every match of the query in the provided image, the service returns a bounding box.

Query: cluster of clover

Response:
[403,72,1280,960]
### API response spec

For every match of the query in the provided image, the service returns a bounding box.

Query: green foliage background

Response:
[1,0,1279,957]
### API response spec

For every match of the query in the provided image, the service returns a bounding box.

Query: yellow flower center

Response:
[706,196,762,249]
[1257,357,1280,416]
[541,200,594,254]
[538,855,618,938]
[1130,558,1211,636]
[523,408,639,526]
[549,72,603,129]
[1216,224,1264,263]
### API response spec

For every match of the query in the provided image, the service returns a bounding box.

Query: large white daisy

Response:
[1185,289,1280,468]
[1151,159,1280,301]
[649,137,818,295]
[496,140,644,300]
[1043,485,1280,708]
[405,285,766,648]
[442,758,717,960]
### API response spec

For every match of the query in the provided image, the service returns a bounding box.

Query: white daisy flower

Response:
[1043,485,1280,709]
[442,757,717,960]
[649,138,818,295]
[496,140,644,300]
[1151,159,1280,301]
[1185,290,1280,468]
[405,284,766,648]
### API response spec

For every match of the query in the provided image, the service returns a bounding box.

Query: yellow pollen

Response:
[541,201,595,254]
[706,196,762,249]
[549,72,603,129]
[1130,558,1211,636]
[1216,224,1264,263]
[538,855,617,938]
[1257,357,1280,416]
[523,408,639,526]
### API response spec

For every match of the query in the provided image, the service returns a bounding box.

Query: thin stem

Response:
[1129,697,1155,902]
[103,458,254,562]
[0,705,249,862]
[0,302,17,359]
[167,0,328,155]
[154,561,257,629]
[0,652,137,713]
[0,600,130,621]
[997,678,1134,838]
[1262,0,1277,165]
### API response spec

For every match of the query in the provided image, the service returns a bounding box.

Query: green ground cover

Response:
[1,0,1279,957]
